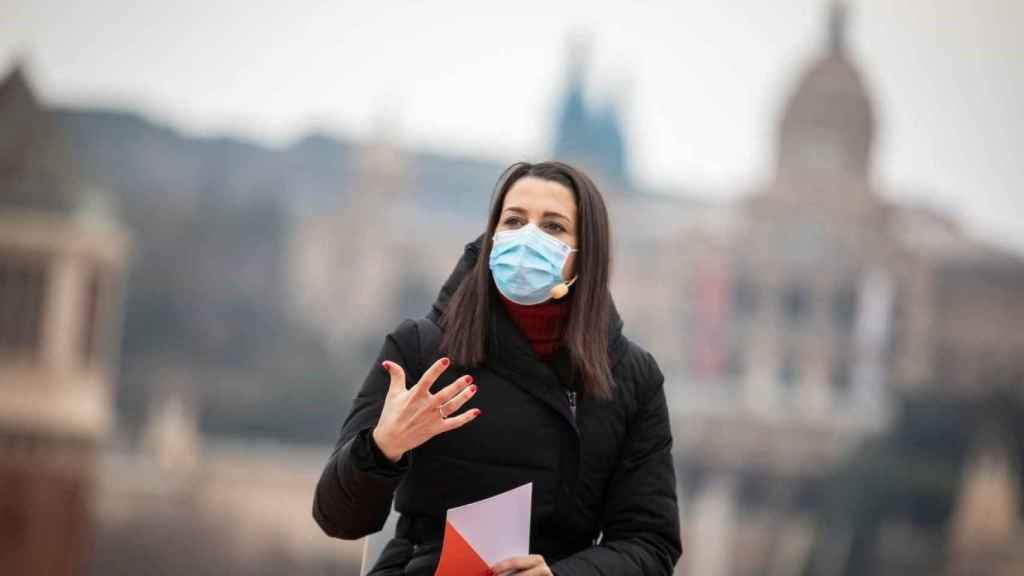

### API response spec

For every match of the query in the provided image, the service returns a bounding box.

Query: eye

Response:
[501,216,525,227]
[542,221,566,234]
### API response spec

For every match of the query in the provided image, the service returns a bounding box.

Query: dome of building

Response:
[777,2,875,181]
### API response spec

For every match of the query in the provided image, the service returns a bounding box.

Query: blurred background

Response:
[2,1,1023,574]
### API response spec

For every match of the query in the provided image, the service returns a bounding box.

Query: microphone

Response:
[550,276,578,300]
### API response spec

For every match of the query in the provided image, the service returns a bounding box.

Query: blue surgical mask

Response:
[489,223,578,305]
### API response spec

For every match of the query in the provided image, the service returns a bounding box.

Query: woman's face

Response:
[496,176,578,280]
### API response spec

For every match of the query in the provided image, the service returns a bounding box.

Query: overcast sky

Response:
[3,0,1022,251]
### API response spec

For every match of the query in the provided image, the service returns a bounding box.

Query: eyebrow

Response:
[502,206,572,223]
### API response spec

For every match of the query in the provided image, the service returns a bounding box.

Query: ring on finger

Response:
[438,404,447,419]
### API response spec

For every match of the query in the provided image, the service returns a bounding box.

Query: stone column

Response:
[42,256,84,375]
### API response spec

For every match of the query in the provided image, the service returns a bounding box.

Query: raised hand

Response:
[371,357,481,462]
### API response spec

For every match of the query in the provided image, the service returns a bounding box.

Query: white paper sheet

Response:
[445,482,532,566]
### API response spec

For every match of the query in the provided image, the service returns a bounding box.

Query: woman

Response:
[313,161,681,575]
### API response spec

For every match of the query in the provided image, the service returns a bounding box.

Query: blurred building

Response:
[0,66,129,574]
[288,132,483,360]
[672,4,1024,575]
[96,394,365,575]
[552,38,630,191]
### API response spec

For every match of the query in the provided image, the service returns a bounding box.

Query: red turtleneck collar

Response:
[498,292,572,361]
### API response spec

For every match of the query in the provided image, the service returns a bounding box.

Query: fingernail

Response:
[465,375,474,385]
[473,409,482,417]
[469,385,478,394]
[381,361,389,370]
[441,357,450,367]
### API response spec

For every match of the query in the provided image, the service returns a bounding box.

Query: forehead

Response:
[502,176,577,218]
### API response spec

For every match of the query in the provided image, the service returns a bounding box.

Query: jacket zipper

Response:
[566,389,577,420]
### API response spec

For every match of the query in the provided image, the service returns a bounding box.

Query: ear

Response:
[562,250,577,280]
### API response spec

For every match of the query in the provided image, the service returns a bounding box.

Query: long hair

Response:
[440,161,615,399]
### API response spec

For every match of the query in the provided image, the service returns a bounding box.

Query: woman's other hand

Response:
[490,554,552,576]
[371,357,480,462]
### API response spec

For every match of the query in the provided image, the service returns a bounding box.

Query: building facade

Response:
[673,5,1024,575]
[0,67,129,574]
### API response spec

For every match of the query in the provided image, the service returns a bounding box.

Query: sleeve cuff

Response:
[354,428,410,478]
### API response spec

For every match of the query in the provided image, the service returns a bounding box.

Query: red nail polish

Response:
[466,375,474,385]
[441,357,450,367]
[381,361,389,369]
[473,409,482,417]
[469,385,478,393]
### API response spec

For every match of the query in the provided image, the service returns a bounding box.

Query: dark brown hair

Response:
[440,161,615,399]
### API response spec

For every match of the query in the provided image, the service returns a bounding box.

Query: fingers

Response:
[413,357,451,395]
[438,380,477,416]
[433,375,474,405]
[381,360,406,394]
[439,407,481,433]
[490,555,547,575]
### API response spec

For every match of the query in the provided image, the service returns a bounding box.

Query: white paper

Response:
[446,482,532,566]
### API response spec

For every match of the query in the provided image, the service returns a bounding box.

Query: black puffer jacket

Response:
[313,237,681,575]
